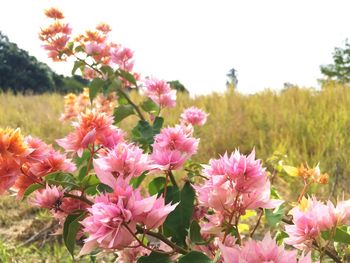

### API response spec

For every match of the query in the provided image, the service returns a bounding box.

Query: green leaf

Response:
[67,41,74,51]
[113,104,135,123]
[71,60,84,75]
[63,212,86,259]
[117,69,137,87]
[132,120,154,150]
[148,177,166,196]
[178,251,211,263]
[74,45,84,53]
[322,227,350,244]
[74,150,91,168]
[163,181,196,247]
[137,252,171,263]
[189,221,206,245]
[275,231,289,245]
[96,183,114,193]
[265,205,285,227]
[22,184,44,199]
[130,172,147,189]
[153,117,164,135]
[89,78,105,103]
[140,99,159,113]
[45,172,78,190]
[100,65,114,79]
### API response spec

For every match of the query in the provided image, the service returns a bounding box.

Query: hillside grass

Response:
[1,82,350,261]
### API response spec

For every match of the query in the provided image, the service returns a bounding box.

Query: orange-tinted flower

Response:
[0,128,27,159]
[44,7,64,20]
[96,23,112,34]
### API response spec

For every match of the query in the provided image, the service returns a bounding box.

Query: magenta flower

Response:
[143,77,176,108]
[180,106,208,126]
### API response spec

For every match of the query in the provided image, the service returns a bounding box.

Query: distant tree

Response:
[226,68,238,90]
[320,40,350,83]
[168,80,189,93]
[0,32,86,94]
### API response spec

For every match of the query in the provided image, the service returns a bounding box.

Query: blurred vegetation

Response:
[0,32,88,94]
[1,81,350,261]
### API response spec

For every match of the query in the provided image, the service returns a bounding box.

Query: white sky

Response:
[1,0,350,95]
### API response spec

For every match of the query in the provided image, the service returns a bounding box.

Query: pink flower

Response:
[85,42,105,55]
[80,198,136,255]
[219,232,309,263]
[180,107,208,126]
[31,185,63,210]
[111,46,135,72]
[143,77,176,108]
[57,110,124,156]
[93,143,150,187]
[27,150,76,177]
[0,157,22,194]
[285,196,350,249]
[133,197,178,229]
[153,125,199,155]
[151,125,199,171]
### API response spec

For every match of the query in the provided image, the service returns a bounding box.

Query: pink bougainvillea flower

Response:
[180,106,208,126]
[219,232,312,263]
[143,77,176,108]
[93,142,150,187]
[150,124,199,171]
[153,125,199,155]
[285,196,350,249]
[57,110,124,156]
[111,46,135,72]
[31,185,63,210]
[0,157,22,194]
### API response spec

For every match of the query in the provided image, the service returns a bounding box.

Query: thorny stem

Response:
[136,225,189,255]
[250,208,264,238]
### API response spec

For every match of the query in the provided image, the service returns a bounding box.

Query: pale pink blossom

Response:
[85,42,105,55]
[93,142,150,187]
[31,185,63,210]
[80,178,176,254]
[219,232,312,263]
[153,125,199,155]
[180,106,208,126]
[111,46,135,71]
[143,77,176,108]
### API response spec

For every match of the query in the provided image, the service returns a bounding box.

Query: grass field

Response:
[0,82,349,261]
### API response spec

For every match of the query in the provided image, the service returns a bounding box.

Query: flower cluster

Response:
[180,106,208,126]
[0,128,75,196]
[80,177,177,254]
[219,232,313,263]
[151,124,199,171]
[196,150,282,236]
[285,196,350,249]
[57,110,125,156]
[143,77,176,108]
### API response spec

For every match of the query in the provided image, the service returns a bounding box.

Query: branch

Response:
[136,225,188,255]
[167,170,178,189]
[117,88,145,121]
[64,193,93,206]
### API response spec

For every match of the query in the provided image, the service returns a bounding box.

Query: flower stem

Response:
[136,225,188,255]
[63,193,93,206]
[250,208,264,238]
